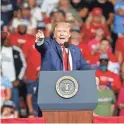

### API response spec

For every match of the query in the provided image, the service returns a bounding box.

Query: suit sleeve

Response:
[79,50,91,70]
[35,38,50,54]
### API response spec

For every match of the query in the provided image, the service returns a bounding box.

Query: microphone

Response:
[64,42,69,48]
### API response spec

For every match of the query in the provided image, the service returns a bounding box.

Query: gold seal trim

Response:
[56,76,78,99]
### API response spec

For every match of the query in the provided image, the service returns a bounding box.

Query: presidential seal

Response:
[56,76,78,99]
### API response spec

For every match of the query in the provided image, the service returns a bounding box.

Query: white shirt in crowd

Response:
[40,0,60,16]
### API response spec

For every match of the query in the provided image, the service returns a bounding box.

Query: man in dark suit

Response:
[35,22,91,71]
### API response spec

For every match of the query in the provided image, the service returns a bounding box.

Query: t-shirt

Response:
[82,23,110,43]
[96,69,122,91]
[89,1,114,20]
[117,84,124,116]
[113,1,124,34]
[115,37,124,62]
[94,88,116,116]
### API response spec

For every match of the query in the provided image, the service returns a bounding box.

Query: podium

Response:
[38,70,98,123]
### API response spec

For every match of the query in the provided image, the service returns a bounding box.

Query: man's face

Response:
[21,9,30,18]
[55,12,65,22]
[93,15,101,23]
[54,25,71,45]
[71,31,81,45]
[99,40,109,53]
[18,25,27,35]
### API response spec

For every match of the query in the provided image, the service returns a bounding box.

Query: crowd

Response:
[0,0,124,118]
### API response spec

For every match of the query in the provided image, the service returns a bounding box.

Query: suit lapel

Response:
[69,46,76,70]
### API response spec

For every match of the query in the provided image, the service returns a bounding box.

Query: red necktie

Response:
[62,46,71,70]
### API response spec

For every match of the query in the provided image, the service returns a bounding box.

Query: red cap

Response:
[92,7,103,16]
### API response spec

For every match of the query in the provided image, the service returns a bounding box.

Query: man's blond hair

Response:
[54,22,71,32]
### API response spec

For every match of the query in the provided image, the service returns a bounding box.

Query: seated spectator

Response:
[82,7,110,43]
[89,0,114,26]
[11,2,37,35]
[1,100,19,118]
[0,74,12,107]
[1,32,27,109]
[96,53,121,92]
[115,34,124,64]
[93,83,116,116]
[117,62,124,116]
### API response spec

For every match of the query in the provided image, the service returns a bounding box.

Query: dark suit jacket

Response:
[35,38,91,71]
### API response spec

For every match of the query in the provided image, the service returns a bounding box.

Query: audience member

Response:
[93,83,116,116]
[89,0,114,26]
[57,0,82,23]
[0,75,12,107]
[115,34,124,64]
[40,0,60,18]
[117,63,124,116]
[1,32,27,109]
[1,100,19,119]
[11,2,37,35]
[96,53,121,92]
[1,0,18,28]
[82,7,110,43]
[112,0,124,51]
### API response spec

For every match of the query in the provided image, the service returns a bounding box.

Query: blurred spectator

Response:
[88,27,104,54]
[58,0,82,23]
[70,26,81,45]
[89,0,114,26]
[70,0,89,21]
[113,0,124,35]
[112,0,124,51]
[11,2,37,35]
[0,75,12,107]
[1,100,19,118]
[9,23,35,57]
[96,53,121,92]
[26,80,42,117]
[99,39,120,74]
[27,0,43,22]
[45,8,66,37]
[70,26,91,62]
[1,32,27,109]
[40,0,59,17]
[117,62,124,116]
[82,7,110,43]
[115,34,124,64]
[1,0,18,28]
[93,84,116,116]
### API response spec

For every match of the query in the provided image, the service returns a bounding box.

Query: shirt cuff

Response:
[35,39,44,46]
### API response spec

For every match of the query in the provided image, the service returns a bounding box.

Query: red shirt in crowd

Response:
[96,69,122,91]
[115,37,124,62]
[117,83,124,116]
[9,33,35,57]
[9,33,41,81]
[81,23,110,43]
[22,38,41,81]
